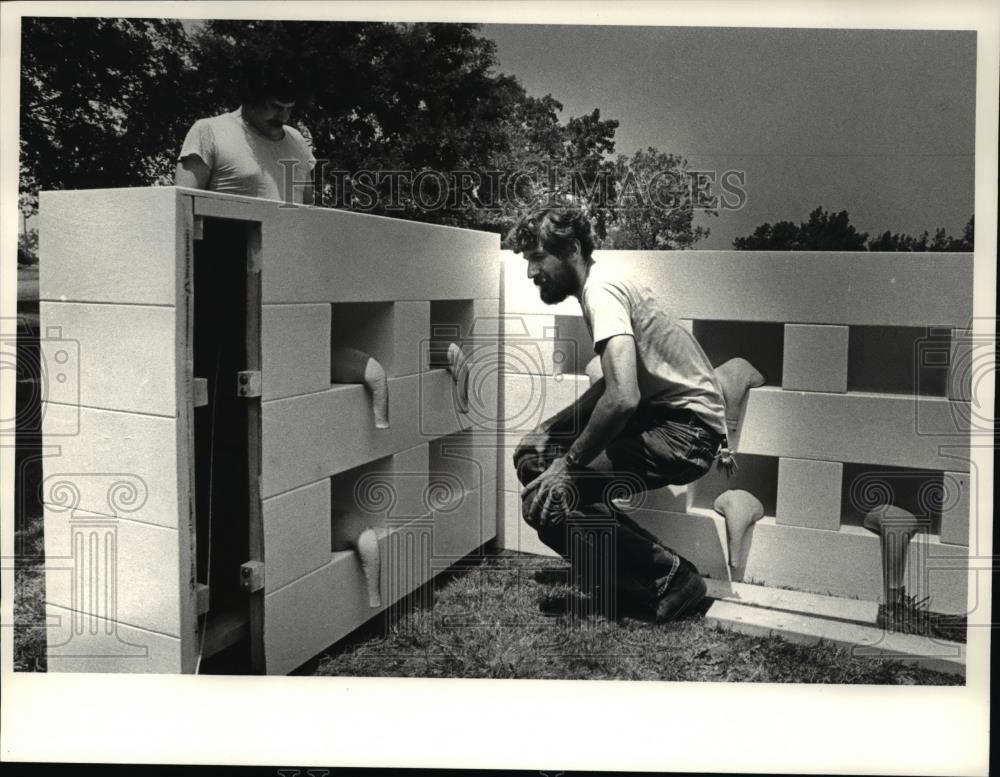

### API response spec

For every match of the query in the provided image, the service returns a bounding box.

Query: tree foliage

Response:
[867,215,974,252]
[733,206,868,251]
[18,18,709,250]
[19,17,194,209]
[734,207,974,252]
[604,148,715,250]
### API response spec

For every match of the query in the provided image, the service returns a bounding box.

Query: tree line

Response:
[17,18,972,264]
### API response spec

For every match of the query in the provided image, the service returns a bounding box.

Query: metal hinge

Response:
[236,370,262,397]
[240,561,265,593]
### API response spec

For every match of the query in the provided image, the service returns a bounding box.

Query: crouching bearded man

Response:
[507,207,731,622]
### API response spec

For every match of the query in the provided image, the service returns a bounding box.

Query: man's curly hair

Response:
[504,207,595,262]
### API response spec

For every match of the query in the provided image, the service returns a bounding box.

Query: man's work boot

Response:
[653,557,707,623]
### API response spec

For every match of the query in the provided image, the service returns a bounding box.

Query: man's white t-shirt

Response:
[581,259,728,435]
[179,108,316,203]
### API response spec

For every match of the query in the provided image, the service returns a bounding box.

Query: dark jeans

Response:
[513,383,723,604]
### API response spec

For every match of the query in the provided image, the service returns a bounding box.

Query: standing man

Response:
[507,207,730,622]
[175,53,316,205]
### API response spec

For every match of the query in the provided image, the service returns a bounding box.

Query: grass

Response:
[311,552,963,684]
[13,517,48,673]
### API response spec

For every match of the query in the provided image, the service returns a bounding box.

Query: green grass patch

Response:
[313,552,962,685]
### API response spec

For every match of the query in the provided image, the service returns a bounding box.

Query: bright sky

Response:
[481,25,976,248]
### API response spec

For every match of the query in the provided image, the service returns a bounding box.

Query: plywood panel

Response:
[737,387,970,471]
[39,187,183,305]
[502,251,973,327]
[782,324,849,393]
[39,302,177,416]
[776,458,843,531]
[44,507,181,636]
[263,206,500,303]
[263,479,333,593]
[41,404,180,529]
[262,304,331,399]
[46,603,182,674]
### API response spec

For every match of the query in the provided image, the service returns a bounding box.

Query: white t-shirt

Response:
[179,108,316,203]
[581,259,728,435]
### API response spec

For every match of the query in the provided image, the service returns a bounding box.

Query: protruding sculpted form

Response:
[713,489,765,568]
[446,342,470,414]
[331,346,389,429]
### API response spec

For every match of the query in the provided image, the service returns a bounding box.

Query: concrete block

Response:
[262,372,465,497]
[741,519,968,615]
[39,302,177,415]
[393,301,431,376]
[263,519,435,674]
[263,205,499,303]
[502,373,589,436]
[630,507,732,581]
[938,471,970,546]
[782,324,848,393]
[706,599,964,676]
[39,187,183,305]
[418,368,476,438]
[263,478,333,593]
[44,507,181,636]
[41,403,180,529]
[908,535,974,619]
[502,313,558,374]
[430,430,499,496]
[46,603,184,674]
[432,480,498,558]
[392,443,430,519]
[262,304,331,400]
[501,250,972,327]
[776,457,843,531]
[704,580,880,624]
[738,387,969,472]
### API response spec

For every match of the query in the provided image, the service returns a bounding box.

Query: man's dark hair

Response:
[238,48,310,106]
[505,207,595,262]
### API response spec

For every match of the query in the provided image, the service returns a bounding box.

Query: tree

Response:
[867,215,974,251]
[602,148,715,250]
[733,206,867,251]
[17,229,38,266]
[19,17,194,214]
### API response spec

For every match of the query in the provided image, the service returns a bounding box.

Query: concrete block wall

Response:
[40,188,502,674]
[499,250,974,615]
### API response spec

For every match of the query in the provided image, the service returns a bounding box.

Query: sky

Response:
[480,25,976,248]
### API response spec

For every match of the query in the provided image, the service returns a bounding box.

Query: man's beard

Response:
[536,263,575,304]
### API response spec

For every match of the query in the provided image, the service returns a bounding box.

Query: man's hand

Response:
[520,456,574,528]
